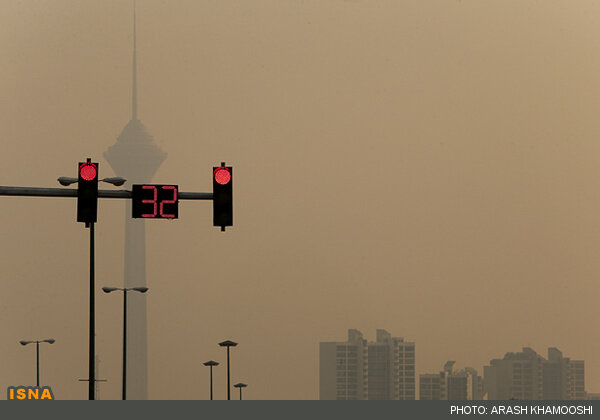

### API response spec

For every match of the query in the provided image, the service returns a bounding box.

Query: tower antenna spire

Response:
[132,0,137,120]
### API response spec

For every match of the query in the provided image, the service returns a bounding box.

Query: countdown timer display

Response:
[132,185,178,219]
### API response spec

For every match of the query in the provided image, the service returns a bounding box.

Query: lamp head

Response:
[43,339,55,344]
[102,287,119,293]
[132,287,149,293]
[101,177,127,186]
[219,340,238,347]
[19,340,32,346]
[57,177,78,186]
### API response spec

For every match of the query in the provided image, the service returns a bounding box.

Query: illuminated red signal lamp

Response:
[214,167,232,185]
[79,162,98,181]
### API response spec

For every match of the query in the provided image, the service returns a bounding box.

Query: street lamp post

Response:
[19,339,55,387]
[203,360,219,400]
[59,174,126,400]
[233,383,247,400]
[218,340,237,400]
[102,286,148,400]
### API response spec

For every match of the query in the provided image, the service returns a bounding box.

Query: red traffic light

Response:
[214,167,231,185]
[213,165,232,230]
[79,162,98,181]
[77,160,99,224]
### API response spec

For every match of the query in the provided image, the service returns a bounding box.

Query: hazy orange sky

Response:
[2,0,600,399]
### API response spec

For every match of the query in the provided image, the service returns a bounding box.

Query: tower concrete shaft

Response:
[103,2,166,399]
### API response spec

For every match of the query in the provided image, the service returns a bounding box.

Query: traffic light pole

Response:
[89,221,95,400]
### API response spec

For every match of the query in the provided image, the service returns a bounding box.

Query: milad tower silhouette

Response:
[104,3,166,399]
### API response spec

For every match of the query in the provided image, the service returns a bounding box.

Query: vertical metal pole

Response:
[36,341,40,387]
[239,387,242,400]
[210,366,213,400]
[89,222,95,400]
[227,347,231,400]
[123,289,127,400]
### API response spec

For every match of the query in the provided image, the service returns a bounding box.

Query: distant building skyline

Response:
[321,331,594,401]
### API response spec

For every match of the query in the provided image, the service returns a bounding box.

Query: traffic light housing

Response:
[213,164,232,231]
[77,160,98,224]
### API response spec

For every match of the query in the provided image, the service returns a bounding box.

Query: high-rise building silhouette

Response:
[419,361,483,400]
[543,348,585,400]
[104,3,167,399]
[484,347,585,400]
[368,329,415,400]
[568,361,585,400]
[319,329,415,400]
[419,373,442,400]
[320,329,367,400]
[484,347,544,400]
